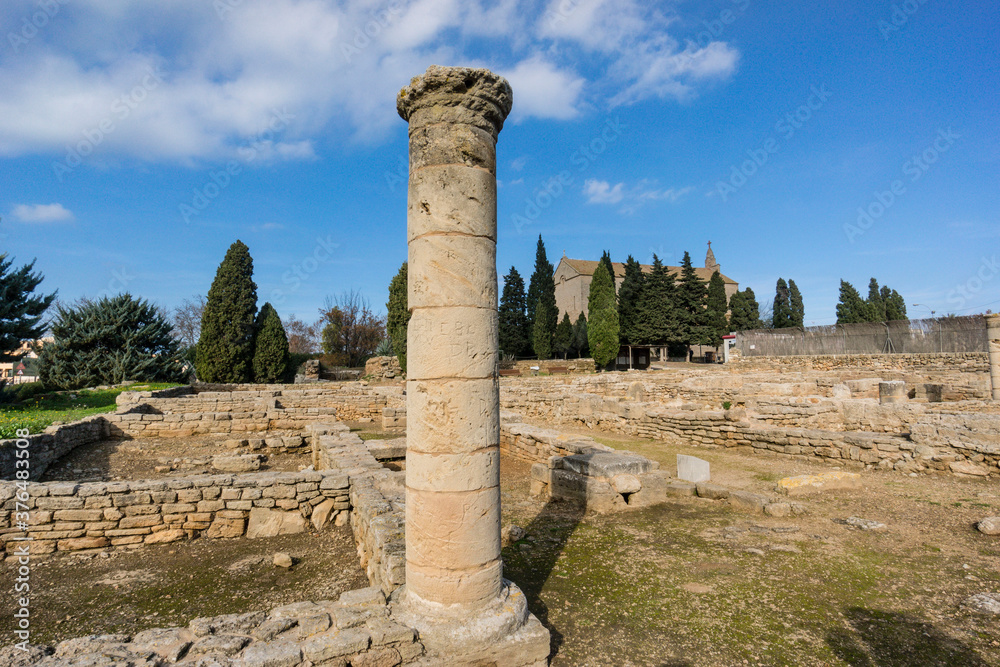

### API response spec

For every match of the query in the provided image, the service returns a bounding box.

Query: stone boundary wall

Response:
[501,388,1000,477]
[733,352,988,373]
[512,358,596,374]
[0,470,350,558]
[0,416,109,482]
[364,355,402,381]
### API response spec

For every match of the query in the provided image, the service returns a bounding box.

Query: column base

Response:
[390,580,550,666]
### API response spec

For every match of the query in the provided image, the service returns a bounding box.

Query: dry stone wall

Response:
[733,352,988,374]
[0,416,109,481]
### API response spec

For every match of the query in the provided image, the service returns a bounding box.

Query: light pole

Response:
[913,304,939,352]
[912,303,935,319]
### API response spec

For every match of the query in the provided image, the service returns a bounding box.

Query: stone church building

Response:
[553,243,739,321]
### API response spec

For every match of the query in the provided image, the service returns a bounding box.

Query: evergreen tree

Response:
[633,255,677,345]
[386,262,410,372]
[38,294,187,389]
[788,279,805,327]
[772,278,793,328]
[836,280,868,324]
[884,288,907,321]
[252,302,290,383]
[729,288,762,331]
[196,240,258,383]
[527,237,557,358]
[866,278,885,322]
[705,270,730,347]
[553,313,574,359]
[617,256,645,345]
[532,296,555,359]
[676,251,709,345]
[587,263,619,369]
[0,252,56,366]
[572,312,589,358]
[598,250,616,295]
[498,266,530,357]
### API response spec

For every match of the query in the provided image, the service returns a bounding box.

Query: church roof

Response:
[558,257,736,285]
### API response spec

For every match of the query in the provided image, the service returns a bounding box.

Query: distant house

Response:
[0,338,49,384]
[553,243,739,321]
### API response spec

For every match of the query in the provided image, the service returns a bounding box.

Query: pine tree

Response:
[617,256,645,345]
[772,278,793,328]
[633,255,677,345]
[196,240,258,383]
[676,251,709,346]
[38,294,187,390]
[553,313,574,359]
[587,263,619,369]
[386,262,410,372]
[598,250,616,295]
[866,278,885,322]
[884,288,907,321]
[498,266,530,357]
[836,280,868,324]
[527,237,557,359]
[252,302,290,383]
[705,270,730,347]
[788,279,805,327]
[572,312,589,358]
[0,253,56,379]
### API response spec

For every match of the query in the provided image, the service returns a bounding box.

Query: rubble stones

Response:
[976,517,1000,535]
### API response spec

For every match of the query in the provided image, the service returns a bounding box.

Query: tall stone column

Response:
[989,314,1000,400]
[398,64,510,612]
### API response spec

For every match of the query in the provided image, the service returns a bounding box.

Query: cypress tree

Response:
[772,278,792,328]
[676,251,708,346]
[788,279,805,327]
[866,278,885,322]
[572,312,589,358]
[499,266,530,357]
[0,253,56,363]
[729,288,762,331]
[38,294,187,389]
[617,256,645,345]
[836,280,868,324]
[598,250,616,295]
[252,302,290,383]
[196,240,258,383]
[553,313,574,359]
[705,270,730,347]
[386,262,410,372]
[633,255,677,345]
[587,263,619,369]
[884,288,907,321]
[527,237,557,359]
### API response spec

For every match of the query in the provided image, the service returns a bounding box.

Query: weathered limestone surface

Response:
[395,65,548,665]
[989,314,1000,400]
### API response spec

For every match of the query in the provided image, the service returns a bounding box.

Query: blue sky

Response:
[1,0,997,327]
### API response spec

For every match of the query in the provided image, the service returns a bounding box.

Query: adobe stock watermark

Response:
[340,0,403,63]
[7,0,69,54]
[878,0,932,40]
[96,266,135,300]
[714,84,832,202]
[947,255,998,309]
[179,108,295,224]
[685,0,750,52]
[268,235,340,306]
[843,127,959,243]
[511,116,627,234]
[52,66,166,182]
[10,427,33,653]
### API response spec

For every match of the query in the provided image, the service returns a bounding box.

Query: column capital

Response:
[397,65,513,140]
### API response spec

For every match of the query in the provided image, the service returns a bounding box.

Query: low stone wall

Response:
[107,384,405,438]
[733,352,988,374]
[0,470,350,558]
[0,416,109,482]
[364,355,402,381]
[11,588,426,666]
[512,358,596,374]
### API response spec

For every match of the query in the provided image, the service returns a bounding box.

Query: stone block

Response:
[695,482,729,500]
[776,472,861,497]
[676,454,710,483]
[246,508,308,539]
[561,451,652,478]
[729,490,769,513]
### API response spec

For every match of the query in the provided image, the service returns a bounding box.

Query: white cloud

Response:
[11,203,75,223]
[0,0,738,162]
[583,179,625,204]
[503,56,586,121]
[584,179,692,212]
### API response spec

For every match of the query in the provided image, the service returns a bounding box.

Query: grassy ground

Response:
[0,383,179,438]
